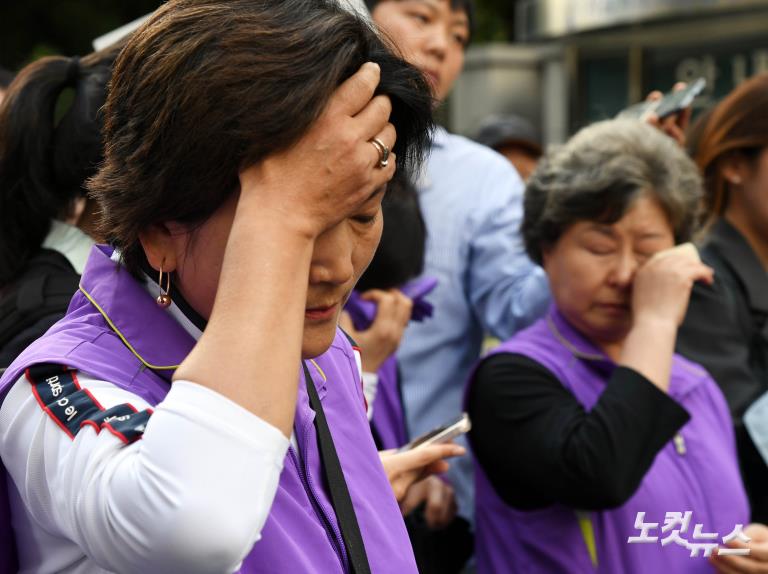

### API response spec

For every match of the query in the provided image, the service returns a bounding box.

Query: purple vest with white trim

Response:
[0,245,417,573]
[467,306,749,574]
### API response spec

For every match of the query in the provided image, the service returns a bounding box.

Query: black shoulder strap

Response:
[302,361,371,574]
[339,327,359,349]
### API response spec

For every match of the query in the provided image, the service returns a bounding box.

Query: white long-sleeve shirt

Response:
[0,294,289,573]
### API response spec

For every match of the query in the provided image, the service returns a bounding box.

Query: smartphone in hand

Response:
[398,413,471,452]
[617,78,706,121]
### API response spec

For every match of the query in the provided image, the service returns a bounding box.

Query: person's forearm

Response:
[174,191,315,437]
[619,317,677,393]
[469,356,689,511]
[0,374,288,573]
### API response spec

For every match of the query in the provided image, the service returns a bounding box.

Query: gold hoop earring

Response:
[156,265,172,308]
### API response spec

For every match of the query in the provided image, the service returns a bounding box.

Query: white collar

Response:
[42,220,94,275]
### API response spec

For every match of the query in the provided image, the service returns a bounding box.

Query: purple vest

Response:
[369,356,405,450]
[468,306,749,574]
[0,245,417,573]
[344,277,437,450]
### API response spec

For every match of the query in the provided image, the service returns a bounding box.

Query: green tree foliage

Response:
[474,0,517,43]
[0,1,162,70]
[0,0,512,72]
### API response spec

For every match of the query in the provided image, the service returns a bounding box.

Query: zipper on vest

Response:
[304,450,349,570]
[673,433,687,456]
[289,440,349,573]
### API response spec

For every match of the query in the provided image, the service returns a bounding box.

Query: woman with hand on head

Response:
[0,1,433,573]
[467,119,750,573]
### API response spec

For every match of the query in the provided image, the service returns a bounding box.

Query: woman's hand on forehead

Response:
[238,62,397,240]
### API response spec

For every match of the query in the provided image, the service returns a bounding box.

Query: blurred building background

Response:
[0,1,161,67]
[451,0,768,145]
[3,0,768,147]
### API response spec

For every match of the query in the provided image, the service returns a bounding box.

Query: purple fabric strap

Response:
[344,277,437,450]
[345,277,438,331]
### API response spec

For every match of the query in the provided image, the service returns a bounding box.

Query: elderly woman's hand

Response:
[240,62,396,239]
[710,524,768,574]
[620,243,714,392]
[632,243,714,330]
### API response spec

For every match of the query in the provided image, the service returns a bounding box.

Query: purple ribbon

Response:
[345,276,438,331]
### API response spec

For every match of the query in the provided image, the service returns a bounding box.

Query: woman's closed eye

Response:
[584,242,615,256]
[352,211,379,226]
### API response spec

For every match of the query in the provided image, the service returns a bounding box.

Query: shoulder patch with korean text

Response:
[25,363,153,444]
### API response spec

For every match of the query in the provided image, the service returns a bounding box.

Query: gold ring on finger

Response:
[369,137,390,169]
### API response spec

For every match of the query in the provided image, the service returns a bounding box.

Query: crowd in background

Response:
[0,0,767,573]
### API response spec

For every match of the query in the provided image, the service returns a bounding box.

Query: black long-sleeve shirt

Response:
[677,218,768,522]
[466,353,690,511]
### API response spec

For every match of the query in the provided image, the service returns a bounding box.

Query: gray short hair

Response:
[522,119,703,265]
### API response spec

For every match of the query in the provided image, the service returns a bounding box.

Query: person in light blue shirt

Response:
[398,126,549,520]
[367,0,551,548]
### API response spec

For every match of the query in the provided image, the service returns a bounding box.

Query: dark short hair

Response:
[365,0,475,40]
[89,0,434,274]
[0,45,121,287]
[522,119,703,265]
[355,173,426,292]
[475,114,542,156]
